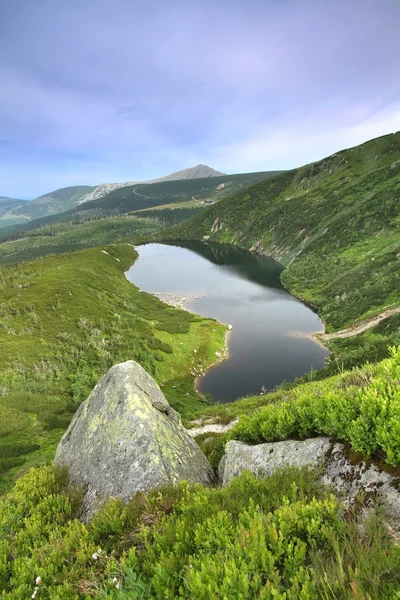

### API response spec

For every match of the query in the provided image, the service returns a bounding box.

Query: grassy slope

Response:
[0,208,205,266]
[160,133,400,336]
[0,139,399,597]
[194,347,400,470]
[0,244,226,490]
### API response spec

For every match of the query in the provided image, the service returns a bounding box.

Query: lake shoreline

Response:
[127,242,329,403]
[150,291,204,310]
[286,327,329,351]
[194,325,231,400]
[141,289,233,398]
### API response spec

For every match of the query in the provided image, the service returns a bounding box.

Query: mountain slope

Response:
[0,197,27,217]
[71,170,282,219]
[0,165,225,230]
[77,164,225,204]
[159,132,400,333]
[153,164,224,181]
[0,170,283,241]
[0,186,95,229]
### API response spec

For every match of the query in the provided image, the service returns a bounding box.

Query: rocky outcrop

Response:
[220,438,400,527]
[211,217,223,233]
[55,361,214,518]
[187,418,239,438]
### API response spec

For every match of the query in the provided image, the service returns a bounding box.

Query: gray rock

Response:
[55,361,215,518]
[220,438,400,528]
[219,438,331,485]
[322,443,400,526]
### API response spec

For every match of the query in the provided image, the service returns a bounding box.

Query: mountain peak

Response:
[76,165,226,204]
[153,164,225,183]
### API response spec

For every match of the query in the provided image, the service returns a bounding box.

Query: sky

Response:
[1,0,400,199]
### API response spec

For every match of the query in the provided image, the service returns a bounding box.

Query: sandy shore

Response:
[286,329,329,350]
[150,291,205,311]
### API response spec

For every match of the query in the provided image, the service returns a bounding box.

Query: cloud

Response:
[0,0,399,197]
[205,100,400,173]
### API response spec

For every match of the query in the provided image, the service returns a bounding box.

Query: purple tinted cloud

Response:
[1,0,399,198]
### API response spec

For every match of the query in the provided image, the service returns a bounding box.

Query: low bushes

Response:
[0,465,398,599]
[230,347,400,465]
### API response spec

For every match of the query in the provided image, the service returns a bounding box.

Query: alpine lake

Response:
[126,242,329,403]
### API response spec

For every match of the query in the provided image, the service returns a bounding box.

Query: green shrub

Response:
[195,432,228,472]
[231,347,400,465]
[0,443,40,458]
[0,465,398,598]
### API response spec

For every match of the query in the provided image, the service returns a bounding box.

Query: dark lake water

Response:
[126,242,329,403]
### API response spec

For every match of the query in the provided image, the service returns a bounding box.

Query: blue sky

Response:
[1,0,400,199]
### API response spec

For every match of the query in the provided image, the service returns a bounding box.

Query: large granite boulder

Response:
[220,438,400,527]
[55,361,214,518]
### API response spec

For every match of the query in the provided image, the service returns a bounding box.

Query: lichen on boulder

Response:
[55,361,214,518]
[219,438,400,528]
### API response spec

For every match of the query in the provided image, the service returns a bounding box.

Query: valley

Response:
[159,132,400,374]
[0,133,399,598]
[0,166,282,236]
[2,3,400,596]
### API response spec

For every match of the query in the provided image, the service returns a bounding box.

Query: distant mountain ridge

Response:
[0,186,96,229]
[77,164,225,204]
[0,165,224,229]
[0,169,283,241]
[0,197,27,211]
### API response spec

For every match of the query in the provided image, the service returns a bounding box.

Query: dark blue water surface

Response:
[126,242,329,403]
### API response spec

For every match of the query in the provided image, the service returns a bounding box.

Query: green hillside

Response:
[72,170,283,219]
[0,245,226,490]
[0,185,95,230]
[0,214,166,265]
[1,459,398,599]
[160,133,400,332]
[0,198,28,227]
[1,243,399,598]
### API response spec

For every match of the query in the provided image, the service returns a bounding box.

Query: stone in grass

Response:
[219,438,400,529]
[55,361,215,519]
[219,438,332,486]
